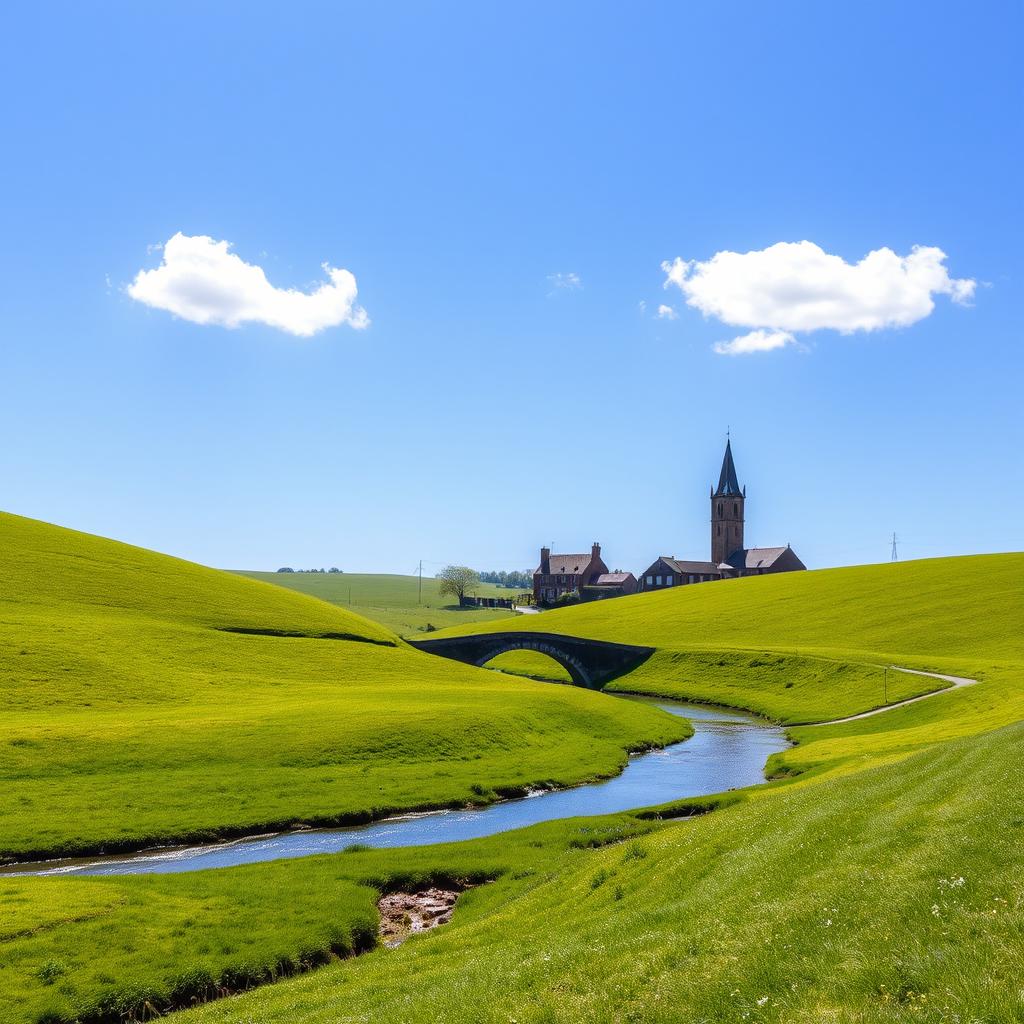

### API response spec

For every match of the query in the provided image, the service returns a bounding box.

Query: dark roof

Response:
[535,552,594,574]
[643,556,720,576]
[726,546,790,570]
[593,572,635,585]
[714,439,742,497]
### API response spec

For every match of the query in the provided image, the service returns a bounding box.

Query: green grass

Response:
[0,513,686,860]
[608,649,949,724]
[4,524,1023,1024]
[439,554,1024,778]
[434,553,1024,662]
[0,815,666,1024]
[233,570,521,636]
[5,723,1022,1023]
[0,862,378,1024]
[483,649,574,683]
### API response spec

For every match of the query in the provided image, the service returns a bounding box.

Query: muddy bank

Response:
[379,887,462,947]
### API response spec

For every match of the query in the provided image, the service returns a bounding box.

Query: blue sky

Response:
[1,2,1021,575]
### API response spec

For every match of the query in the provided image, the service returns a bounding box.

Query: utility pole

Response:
[884,666,888,705]
[418,559,423,604]
[890,533,899,562]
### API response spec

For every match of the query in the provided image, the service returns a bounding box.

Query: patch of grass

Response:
[607,649,945,724]
[233,570,521,636]
[0,860,378,1023]
[481,650,573,683]
[0,817,659,1024]
[0,513,687,859]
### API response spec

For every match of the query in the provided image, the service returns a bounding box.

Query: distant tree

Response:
[436,565,481,603]
[328,567,342,573]
[478,569,531,588]
[276,567,295,573]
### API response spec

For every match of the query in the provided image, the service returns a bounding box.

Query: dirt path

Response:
[810,667,978,727]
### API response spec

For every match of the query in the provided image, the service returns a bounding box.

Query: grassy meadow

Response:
[177,719,1024,1024]
[0,513,685,860]
[445,554,1024,778]
[2,518,1023,1024]
[234,570,520,635]
[7,716,1019,1024]
[436,553,1022,662]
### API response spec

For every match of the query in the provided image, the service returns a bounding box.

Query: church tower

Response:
[711,438,745,565]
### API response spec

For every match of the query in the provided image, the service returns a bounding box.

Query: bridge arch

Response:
[472,637,592,687]
[407,631,655,690]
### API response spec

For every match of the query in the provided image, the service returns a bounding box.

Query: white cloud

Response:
[637,299,647,315]
[661,241,975,355]
[713,329,797,356]
[656,304,678,320]
[127,233,369,337]
[548,271,582,291]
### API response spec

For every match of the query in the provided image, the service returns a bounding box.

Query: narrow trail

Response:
[810,667,978,727]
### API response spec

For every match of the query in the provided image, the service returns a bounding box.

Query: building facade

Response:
[583,572,638,600]
[533,543,609,604]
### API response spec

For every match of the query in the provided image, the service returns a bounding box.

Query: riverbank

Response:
[0,513,687,864]
[3,701,775,877]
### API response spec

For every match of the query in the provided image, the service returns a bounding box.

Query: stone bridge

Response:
[407,631,655,689]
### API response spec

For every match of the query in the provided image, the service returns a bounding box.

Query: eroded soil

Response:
[378,887,461,947]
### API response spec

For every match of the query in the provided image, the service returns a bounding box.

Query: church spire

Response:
[711,438,745,564]
[714,438,742,497]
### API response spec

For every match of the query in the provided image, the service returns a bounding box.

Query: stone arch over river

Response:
[406,632,655,688]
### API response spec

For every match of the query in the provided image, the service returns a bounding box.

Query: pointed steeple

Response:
[715,438,742,496]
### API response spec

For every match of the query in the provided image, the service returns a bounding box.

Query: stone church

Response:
[639,440,806,591]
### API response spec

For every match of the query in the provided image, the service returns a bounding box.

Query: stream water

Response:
[4,697,788,877]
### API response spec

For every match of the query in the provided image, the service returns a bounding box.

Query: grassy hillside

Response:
[234,570,520,635]
[437,554,1024,781]
[7,715,1010,1024]
[0,513,685,859]
[178,721,1024,1024]
[2,541,1022,1023]
[434,554,1024,661]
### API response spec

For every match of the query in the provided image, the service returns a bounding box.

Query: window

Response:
[665,576,673,586]
[655,575,662,585]
[646,576,653,586]
[733,502,739,516]
[717,502,723,516]
[717,524,721,536]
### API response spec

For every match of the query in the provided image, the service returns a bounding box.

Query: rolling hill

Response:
[233,569,519,635]
[434,554,1024,779]
[0,512,684,860]
[1,538,1021,1023]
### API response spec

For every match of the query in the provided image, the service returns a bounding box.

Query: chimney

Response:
[540,546,550,573]
[592,541,601,560]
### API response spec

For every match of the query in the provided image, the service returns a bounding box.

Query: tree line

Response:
[276,568,343,574]
[477,569,532,589]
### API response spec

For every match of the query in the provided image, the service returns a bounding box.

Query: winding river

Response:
[5,698,788,877]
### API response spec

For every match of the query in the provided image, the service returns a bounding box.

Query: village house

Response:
[583,571,638,600]
[533,543,608,605]
[639,440,806,592]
